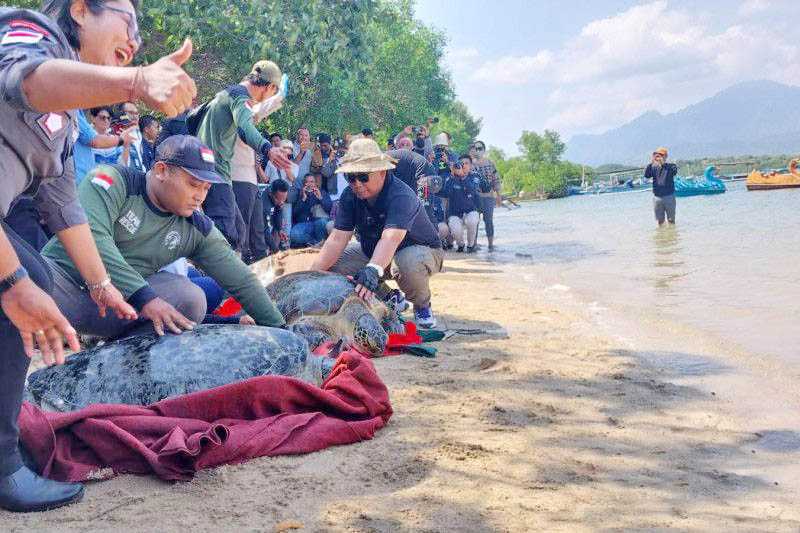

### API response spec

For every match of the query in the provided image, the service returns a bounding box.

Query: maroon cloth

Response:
[18,352,391,482]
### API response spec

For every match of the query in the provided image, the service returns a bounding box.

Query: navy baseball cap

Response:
[155,135,225,184]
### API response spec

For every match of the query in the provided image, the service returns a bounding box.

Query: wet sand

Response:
[3,253,800,531]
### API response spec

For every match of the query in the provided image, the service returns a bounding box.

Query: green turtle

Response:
[25,325,334,412]
[266,271,404,356]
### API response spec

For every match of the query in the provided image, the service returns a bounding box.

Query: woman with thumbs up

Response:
[0,0,197,512]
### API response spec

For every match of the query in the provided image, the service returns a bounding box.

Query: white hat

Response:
[336,138,398,174]
[433,133,449,147]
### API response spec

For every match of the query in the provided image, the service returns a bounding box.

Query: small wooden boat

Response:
[674,166,726,197]
[746,160,800,191]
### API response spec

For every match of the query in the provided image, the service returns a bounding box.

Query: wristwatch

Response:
[0,266,29,296]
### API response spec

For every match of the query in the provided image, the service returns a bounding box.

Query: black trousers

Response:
[232,182,267,263]
[4,198,50,252]
[203,183,246,251]
[0,223,53,475]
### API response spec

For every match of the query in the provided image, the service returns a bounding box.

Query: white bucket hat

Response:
[336,138,398,174]
[433,133,449,147]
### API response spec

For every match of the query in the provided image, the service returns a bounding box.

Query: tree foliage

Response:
[492,130,582,199]
[8,0,481,143]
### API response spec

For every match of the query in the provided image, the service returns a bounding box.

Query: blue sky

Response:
[414,0,799,154]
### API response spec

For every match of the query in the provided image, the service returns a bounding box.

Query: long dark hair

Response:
[42,0,139,50]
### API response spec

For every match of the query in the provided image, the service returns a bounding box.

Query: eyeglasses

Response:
[474,146,485,152]
[345,173,370,184]
[101,5,142,48]
[97,114,111,121]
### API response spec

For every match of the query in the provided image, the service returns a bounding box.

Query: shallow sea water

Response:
[490,181,800,365]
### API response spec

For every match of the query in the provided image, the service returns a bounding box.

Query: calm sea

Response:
[490,181,800,363]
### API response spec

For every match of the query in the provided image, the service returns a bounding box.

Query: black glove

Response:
[353,265,380,293]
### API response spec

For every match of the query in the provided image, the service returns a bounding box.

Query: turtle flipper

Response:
[289,318,334,351]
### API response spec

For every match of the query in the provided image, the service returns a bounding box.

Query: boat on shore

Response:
[746,160,800,191]
[674,165,726,197]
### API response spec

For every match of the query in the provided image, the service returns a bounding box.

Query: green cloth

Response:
[195,85,268,183]
[418,329,446,342]
[42,165,285,327]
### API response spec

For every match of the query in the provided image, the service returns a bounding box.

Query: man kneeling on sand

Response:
[42,135,285,338]
[311,138,444,328]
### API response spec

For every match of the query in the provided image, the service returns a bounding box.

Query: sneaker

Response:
[387,289,411,313]
[456,245,465,253]
[442,240,453,250]
[466,245,477,254]
[414,306,436,329]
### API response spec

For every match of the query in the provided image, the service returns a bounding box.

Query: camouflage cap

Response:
[249,60,282,86]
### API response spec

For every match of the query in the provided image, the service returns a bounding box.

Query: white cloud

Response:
[444,47,480,74]
[469,51,553,85]
[738,0,770,16]
[486,0,798,136]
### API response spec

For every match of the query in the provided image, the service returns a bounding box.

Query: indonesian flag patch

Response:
[200,147,215,164]
[91,173,114,191]
[2,29,45,46]
[9,20,49,35]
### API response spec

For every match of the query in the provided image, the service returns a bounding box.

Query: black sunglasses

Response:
[345,173,370,184]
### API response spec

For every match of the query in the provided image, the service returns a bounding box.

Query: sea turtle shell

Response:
[25,325,332,412]
[266,271,403,356]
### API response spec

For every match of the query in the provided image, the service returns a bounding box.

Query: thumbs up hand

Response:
[133,38,198,117]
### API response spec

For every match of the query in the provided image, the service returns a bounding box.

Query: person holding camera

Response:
[432,132,458,179]
[290,173,332,247]
[312,138,443,329]
[439,155,481,253]
[469,140,501,251]
[646,146,678,225]
[262,179,291,253]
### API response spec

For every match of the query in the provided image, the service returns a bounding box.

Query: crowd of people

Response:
[0,0,502,514]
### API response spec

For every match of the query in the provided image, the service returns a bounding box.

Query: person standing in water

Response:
[469,140,501,251]
[645,147,678,226]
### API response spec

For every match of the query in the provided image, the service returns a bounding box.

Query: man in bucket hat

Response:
[42,135,286,339]
[311,138,444,328]
[644,146,678,225]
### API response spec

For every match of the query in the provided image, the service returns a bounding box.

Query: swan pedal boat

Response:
[674,166,726,197]
[746,160,800,191]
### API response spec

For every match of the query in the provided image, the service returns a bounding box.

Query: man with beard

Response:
[645,147,678,226]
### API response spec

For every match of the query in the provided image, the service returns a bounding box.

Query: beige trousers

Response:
[331,243,444,308]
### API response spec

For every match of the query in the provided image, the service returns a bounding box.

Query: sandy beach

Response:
[2,251,800,532]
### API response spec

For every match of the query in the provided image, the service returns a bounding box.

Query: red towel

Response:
[385,321,422,355]
[213,296,242,317]
[18,352,391,482]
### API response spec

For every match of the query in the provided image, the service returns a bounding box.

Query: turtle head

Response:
[354,313,388,356]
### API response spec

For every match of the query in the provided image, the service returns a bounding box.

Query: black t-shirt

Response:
[645,163,678,197]
[386,149,430,190]
[335,174,442,258]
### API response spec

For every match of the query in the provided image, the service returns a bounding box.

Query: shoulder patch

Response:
[91,172,114,191]
[226,85,250,99]
[189,211,214,237]
[2,29,44,45]
[109,164,147,197]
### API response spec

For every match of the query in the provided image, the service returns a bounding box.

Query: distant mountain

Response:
[564,80,800,166]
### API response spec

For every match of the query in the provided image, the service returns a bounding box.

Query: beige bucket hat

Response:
[433,133,449,147]
[336,138,398,174]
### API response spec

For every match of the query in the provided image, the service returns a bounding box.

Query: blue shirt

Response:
[72,110,98,184]
[334,174,441,258]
